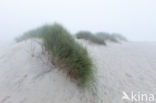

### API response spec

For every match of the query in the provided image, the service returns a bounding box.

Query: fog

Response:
[0,0,156,43]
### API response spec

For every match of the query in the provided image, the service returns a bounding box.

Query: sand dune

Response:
[0,39,156,103]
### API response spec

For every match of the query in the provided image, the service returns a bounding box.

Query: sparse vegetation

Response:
[76,31,105,45]
[16,23,95,87]
[96,32,111,41]
[15,23,127,86]
[96,32,127,43]
[76,31,127,45]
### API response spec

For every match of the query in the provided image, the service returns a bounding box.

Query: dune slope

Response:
[0,40,156,103]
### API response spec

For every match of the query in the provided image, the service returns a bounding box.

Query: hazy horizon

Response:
[0,0,156,43]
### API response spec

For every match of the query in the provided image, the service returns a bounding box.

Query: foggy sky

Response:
[0,0,156,43]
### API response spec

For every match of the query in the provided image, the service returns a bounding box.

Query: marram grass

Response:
[41,24,94,86]
[16,23,95,87]
[76,31,105,45]
[96,32,127,43]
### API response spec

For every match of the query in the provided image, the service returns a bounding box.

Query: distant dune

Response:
[0,39,156,103]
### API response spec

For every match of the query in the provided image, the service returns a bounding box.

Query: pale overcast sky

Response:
[0,0,156,42]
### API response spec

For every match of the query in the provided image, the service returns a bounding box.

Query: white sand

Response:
[0,39,156,103]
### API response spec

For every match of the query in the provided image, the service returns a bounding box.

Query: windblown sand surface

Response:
[0,39,156,103]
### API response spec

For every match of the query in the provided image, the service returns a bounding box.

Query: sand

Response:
[0,39,156,103]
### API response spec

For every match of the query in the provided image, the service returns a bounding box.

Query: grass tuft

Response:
[76,31,105,45]
[96,32,127,43]
[16,23,95,87]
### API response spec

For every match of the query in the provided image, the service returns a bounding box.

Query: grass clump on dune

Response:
[96,32,127,43]
[76,31,105,45]
[96,32,118,43]
[96,32,111,41]
[16,23,95,87]
[42,24,94,86]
